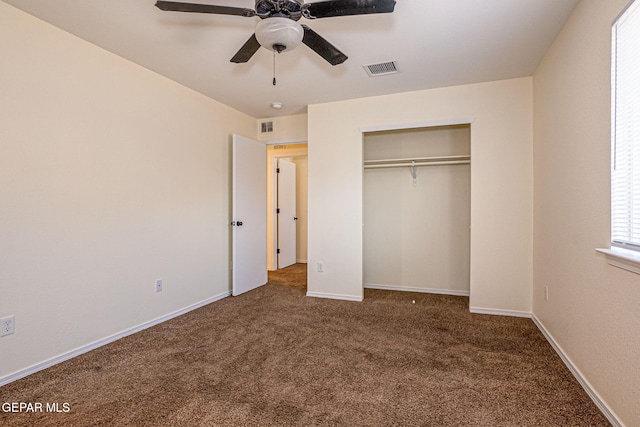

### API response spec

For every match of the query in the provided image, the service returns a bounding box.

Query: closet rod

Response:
[364,160,470,169]
[364,155,470,164]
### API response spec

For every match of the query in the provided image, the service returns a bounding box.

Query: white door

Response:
[277,158,297,269]
[232,134,267,296]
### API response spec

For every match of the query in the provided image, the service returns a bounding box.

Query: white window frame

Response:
[598,0,640,274]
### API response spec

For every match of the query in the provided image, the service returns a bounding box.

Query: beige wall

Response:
[363,126,471,294]
[533,0,639,424]
[257,114,308,143]
[293,156,308,264]
[308,77,533,309]
[0,3,255,380]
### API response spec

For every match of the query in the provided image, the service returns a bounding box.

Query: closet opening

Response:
[363,124,471,296]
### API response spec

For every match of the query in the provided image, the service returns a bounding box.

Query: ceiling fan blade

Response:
[301,25,348,66]
[302,0,395,19]
[155,1,256,17]
[230,34,262,63]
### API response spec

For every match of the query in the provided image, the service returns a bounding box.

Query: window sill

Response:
[596,247,640,275]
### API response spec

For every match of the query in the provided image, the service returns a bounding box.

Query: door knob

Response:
[237,221,243,226]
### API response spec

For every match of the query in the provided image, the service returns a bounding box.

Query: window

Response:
[612,0,640,250]
[598,0,640,273]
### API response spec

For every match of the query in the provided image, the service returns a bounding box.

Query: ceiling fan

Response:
[155,0,396,66]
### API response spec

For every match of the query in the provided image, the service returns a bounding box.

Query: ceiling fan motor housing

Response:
[255,0,303,21]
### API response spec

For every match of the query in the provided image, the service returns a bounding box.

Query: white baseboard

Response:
[364,283,470,297]
[469,307,532,318]
[306,291,363,302]
[0,291,230,387]
[531,315,622,427]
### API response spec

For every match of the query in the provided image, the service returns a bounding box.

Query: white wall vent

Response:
[261,121,274,133]
[363,61,398,77]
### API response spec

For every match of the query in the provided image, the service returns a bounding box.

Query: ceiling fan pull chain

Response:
[273,49,277,86]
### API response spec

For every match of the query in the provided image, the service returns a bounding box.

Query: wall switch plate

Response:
[155,279,163,292]
[545,286,549,301]
[1,316,15,337]
[317,262,324,273]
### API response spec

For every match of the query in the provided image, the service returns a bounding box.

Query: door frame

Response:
[265,140,308,271]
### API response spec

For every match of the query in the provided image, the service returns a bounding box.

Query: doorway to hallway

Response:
[267,143,308,271]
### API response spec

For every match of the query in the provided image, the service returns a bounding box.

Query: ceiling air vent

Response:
[260,121,274,133]
[363,61,398,77]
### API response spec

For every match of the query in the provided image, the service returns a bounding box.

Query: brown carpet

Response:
[0,264,609,426]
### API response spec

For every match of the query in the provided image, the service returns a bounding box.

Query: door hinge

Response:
[277,249,280,254]
[276,208,280,214]
[276,168,280,173]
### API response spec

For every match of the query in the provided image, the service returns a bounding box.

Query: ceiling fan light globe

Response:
[255,17,304,52]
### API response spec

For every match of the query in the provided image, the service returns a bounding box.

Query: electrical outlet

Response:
[1,316,15,337]
[155,279,163,293]
[317,262,324,273]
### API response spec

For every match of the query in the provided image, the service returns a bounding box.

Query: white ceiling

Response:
[4,0,580,118]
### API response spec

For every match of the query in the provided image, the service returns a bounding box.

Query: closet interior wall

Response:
[363,125,471,295]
